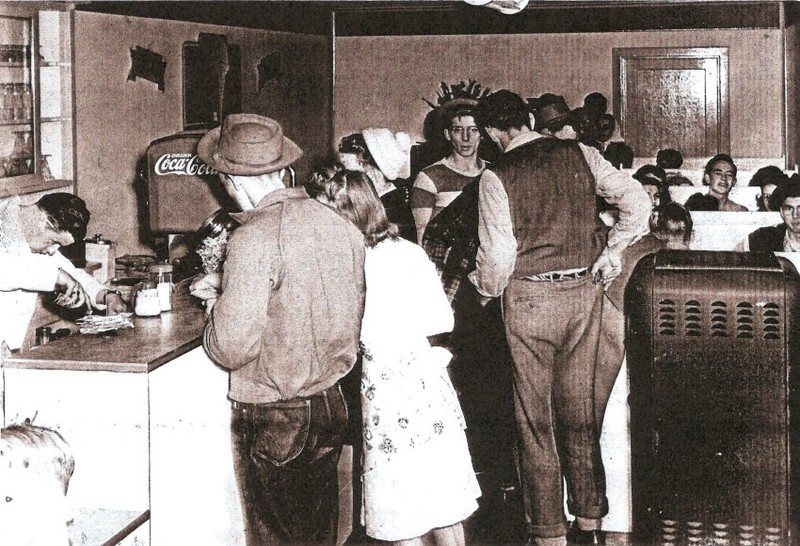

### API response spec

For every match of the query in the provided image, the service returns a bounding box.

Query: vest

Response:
[748,224,786,252]
[490,137,606,277]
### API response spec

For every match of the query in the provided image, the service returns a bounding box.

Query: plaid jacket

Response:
[421,177,481,304]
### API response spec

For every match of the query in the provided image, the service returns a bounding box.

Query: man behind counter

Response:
[0,192,127,355]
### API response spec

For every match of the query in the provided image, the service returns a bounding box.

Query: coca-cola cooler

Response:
[625,250,800,545]
[145,130,233,234]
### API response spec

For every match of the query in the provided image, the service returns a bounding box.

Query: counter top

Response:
[3,280,207,373]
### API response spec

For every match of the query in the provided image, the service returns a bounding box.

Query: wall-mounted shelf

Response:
[0,175,71,199]
[0,119,31,126]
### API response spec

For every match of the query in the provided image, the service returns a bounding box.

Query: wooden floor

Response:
[340,445,636,546]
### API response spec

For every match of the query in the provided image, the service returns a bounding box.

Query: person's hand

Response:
[190,273,221,314]
[591,249,623,288]
[53,268,89,309]
[97,290,129,315]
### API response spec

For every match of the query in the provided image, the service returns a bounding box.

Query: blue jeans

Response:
[503,275,608,539]
[231,383,348,545]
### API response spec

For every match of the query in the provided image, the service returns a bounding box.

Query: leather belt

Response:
[232,382,341,410]
[527,268,589,282]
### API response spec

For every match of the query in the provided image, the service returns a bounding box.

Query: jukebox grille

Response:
[656,298,782,340]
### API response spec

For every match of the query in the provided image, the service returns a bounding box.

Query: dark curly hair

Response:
[478,90,530,131]
[36,192,90,242]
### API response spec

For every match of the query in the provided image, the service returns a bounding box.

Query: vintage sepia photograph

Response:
[0,1,798,545]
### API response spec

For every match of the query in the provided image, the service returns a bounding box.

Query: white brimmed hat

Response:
[198,113,303,176]
[362,128,413,181]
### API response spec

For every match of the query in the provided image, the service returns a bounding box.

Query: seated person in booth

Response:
[656,147,693,186]
[684,193,719,211]
[749,165,789,212]
[0,421,76,546]
[596,202,692,428]
[736,175,800,252]
[197,113,366,545]
[0,192,127,356]
[633,165,672,208]
[685,154,748,212]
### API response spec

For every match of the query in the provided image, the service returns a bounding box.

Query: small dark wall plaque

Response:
[182,38,242,129]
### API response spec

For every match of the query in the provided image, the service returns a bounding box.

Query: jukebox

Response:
[626,250,800,545]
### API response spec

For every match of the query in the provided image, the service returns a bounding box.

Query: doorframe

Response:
[613,46,730,156]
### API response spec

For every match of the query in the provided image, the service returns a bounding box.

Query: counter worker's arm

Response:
[410,170,436,245]
[203,221,272,371]
[52,251,126,312]
[582,143,652,285]
[0,251,115,309]
[468,168,516,305]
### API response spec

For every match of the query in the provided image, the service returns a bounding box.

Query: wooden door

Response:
[613,47,729,159]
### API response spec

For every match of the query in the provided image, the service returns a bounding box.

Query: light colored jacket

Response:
[203,187,366,403]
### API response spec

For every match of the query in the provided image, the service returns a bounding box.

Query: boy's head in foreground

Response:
[0,422,75,546]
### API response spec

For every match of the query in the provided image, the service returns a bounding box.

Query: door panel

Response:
[614,48,729,159]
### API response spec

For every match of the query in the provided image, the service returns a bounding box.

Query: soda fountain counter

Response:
[2,279,247,545]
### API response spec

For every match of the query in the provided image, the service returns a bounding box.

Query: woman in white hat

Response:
[337,129,416,243]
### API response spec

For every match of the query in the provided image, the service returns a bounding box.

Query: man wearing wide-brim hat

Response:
[527,93,576,138]
[197,113,366,545]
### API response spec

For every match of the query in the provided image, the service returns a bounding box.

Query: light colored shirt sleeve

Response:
[468,168,517,298]
[204,221,275,371]
[0,252,60,292]
[579,143,651,252]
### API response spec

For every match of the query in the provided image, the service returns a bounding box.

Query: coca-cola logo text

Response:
[154,153,218,176]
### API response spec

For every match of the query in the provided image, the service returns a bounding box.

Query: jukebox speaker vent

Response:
[736,302,754,338]
[684,300,701,336]
[763,303,781,340]
[657,519,783,546]
[657,299,676,335]
[710,301,727,337]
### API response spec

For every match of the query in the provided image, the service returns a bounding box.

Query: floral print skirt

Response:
[359,344,481,541]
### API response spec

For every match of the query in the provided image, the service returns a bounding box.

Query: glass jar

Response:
[134,280,161,317]
[148,263,173,312]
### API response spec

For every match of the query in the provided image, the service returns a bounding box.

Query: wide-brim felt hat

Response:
[198,113,303,176]
[530,93,572,132]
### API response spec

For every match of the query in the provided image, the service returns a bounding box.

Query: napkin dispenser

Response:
[85,235,116,283]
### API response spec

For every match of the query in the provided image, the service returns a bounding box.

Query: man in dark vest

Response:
[469,90,650,546]
[736,175,800,252]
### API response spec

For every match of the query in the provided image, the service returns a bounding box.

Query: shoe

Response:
[566,520,606,545]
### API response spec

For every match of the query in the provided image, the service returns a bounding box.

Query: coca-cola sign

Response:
[154,153,217,176]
